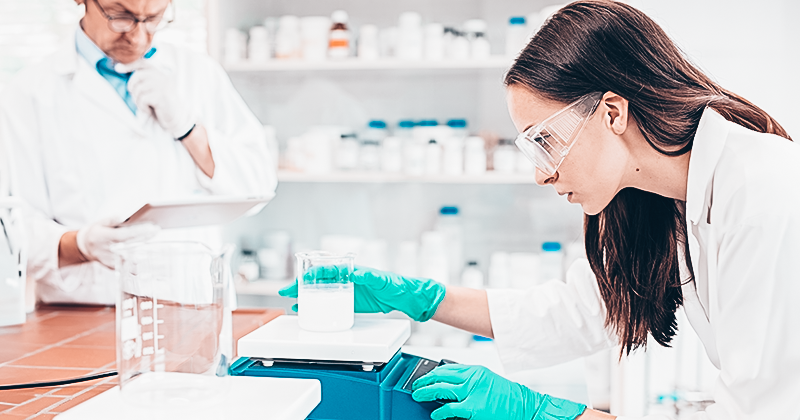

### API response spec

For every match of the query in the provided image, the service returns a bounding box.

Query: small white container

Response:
[300,16,331,61]
[540,242,564,282]
[328,10,350,59]
[358,24,380,60]
[442,137,464,175]
[424,23,445,61]
[461,261,484,289]
[381,136,404,173]
[493,139,517,173]
[464,136,487,174]
[397,12,423,60]
[424,139,442,175]
[248,26,271,62]
[224,28,247,64]
[275,15,301,59]
[505,16,529,57]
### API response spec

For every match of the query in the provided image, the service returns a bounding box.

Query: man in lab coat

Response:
[0,0,276,304]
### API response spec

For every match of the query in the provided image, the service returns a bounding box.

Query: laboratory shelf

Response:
[277,170,537,184]
[223,56,513,72]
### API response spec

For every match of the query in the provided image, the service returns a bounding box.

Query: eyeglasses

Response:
[90,0,174,34]
[514,92,603,177]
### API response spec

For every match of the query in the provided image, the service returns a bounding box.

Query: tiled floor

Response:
[0,305,282,419]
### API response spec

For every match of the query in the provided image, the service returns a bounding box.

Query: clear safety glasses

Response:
[514,92,603,176]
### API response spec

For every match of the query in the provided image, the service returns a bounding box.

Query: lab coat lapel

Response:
[72,54,147,137]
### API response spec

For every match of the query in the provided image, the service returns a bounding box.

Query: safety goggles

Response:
[514,92,603,176]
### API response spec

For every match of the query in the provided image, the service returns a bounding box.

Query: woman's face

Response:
[506,85,630,215]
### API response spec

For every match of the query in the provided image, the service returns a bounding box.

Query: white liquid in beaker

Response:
[121,371,227,409]
[298,283,355,332]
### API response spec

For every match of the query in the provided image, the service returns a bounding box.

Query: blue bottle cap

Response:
[368,120,387,129]
[446,119,467,128]
[472,335,493,342]
[509,16,526,25]
[542,242,562,252]
[398,120,415,129]
[440,206,459,215]
[418,120,439,127]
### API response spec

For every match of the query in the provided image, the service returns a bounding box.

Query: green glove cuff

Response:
[531,393,587,420]
[410,278,447,322]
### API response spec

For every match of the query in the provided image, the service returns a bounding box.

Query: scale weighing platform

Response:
[232,315,455,420]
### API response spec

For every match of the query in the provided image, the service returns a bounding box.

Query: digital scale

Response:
[231,315,455,420]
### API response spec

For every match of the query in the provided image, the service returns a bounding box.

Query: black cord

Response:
[0,370,118,391]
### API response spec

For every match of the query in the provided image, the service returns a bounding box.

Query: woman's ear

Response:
[602,92,629,135]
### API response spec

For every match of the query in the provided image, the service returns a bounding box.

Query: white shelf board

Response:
[277,170,537,184]
[224,56,512,72]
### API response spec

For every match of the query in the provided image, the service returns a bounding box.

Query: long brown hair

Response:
[505,0,791,355]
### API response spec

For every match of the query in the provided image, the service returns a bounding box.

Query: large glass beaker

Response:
[114,241,230,409]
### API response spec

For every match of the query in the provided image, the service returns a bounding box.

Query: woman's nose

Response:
[534,168,558,186]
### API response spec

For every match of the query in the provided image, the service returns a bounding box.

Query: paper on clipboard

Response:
[119,194,274,229]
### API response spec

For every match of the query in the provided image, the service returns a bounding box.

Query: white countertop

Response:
[55,376,321,420]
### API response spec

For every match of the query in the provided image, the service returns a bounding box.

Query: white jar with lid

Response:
[464,136,487,174]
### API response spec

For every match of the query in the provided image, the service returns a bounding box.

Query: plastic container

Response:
[115,242,233,408]
[442,136,464,175]
[358,24,380,60]
[336,133,360,170]
[300,16,331,61]
[446,119,468,139]
[461,261,484,289]
[360,140,382,171]
[419,231,449,285]
[539,242,564,282]
[381,136,404,173]
[463,19,490,60]
[493,138,517,173]
[505,16,529,57]
[275,15,301,59]
[464,136,487,174]
[237,249,260,281]
[328,10,350,59]
[424,23,445,60]
[449,30,470,60]
[397,12,423,60]
[435,206,463,282]
[248,26,271,62]
[425,139,442,175]
[258,231,292,280]
[295,251,356,332]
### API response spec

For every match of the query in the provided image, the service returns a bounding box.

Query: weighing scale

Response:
[232,315,456,420]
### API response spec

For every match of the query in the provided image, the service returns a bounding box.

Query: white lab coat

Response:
[0,34,276,305]
[487,109,800,419]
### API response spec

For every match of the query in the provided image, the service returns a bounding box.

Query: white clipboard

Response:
[119,194,274,229]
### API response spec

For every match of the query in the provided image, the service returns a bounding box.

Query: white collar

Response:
[685,108,731,225]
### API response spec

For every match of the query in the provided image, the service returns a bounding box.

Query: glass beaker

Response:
[114,241,231,409]
[295,251,356,332]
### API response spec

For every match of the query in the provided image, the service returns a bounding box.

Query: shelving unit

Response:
[277,170,536,184]
[223,57,513,72]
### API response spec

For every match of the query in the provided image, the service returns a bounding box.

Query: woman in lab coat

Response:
[0,0,276,304]
[283,1,800,419]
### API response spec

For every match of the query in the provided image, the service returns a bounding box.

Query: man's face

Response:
[79,0,171,64]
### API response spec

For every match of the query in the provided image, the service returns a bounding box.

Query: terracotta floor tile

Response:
[5,396,63,416]
[0,366,94,389]
[0,388,41,405]
[30,414,57,419]
[2,328,84,346]
[0,403,14,413]
[48,386,111,413]
[0,343,44,364]
[62,331,114,348]
[11,346,114,369]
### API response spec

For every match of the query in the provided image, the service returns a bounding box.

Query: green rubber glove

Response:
[278,265,447,322]
[412,364,586,420]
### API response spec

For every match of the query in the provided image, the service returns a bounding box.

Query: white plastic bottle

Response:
[493,139,517,173]
[463,19,490,60]
[539,242,564,282]
[449,30,470,60]
[275,15,301,59]
[248,26,271,62]
[442,136,464,175]
[435,206,464,282]
[399,120,425,176]
[464,136,487,174]
[329,10,351,59]
[424,23,445,61]
[419,231,449,285]
[397,12,423,60]
[505,16,529,57]
[358,24,380,60]
[300,16,331,61]
[224,28,247,64]
[461,261,484,289]
[425,139,442,175]
[381,136,403,173]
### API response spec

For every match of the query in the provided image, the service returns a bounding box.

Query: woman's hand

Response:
[412,364,587,420]
[279,265,447,322]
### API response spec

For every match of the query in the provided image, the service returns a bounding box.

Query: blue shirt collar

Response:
[75,26,108,68]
